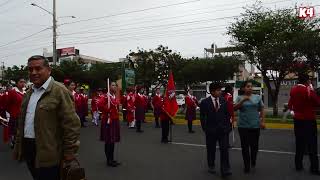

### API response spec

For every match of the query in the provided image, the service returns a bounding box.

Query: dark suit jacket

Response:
[200,96,231,134]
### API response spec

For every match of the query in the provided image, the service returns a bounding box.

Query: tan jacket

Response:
[14,79,81,168]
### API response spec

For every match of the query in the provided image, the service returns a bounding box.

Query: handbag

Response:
[61,158,86,180]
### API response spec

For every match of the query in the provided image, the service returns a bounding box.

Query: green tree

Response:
[88,62,122,90]
[227,4,320,116]
[177,56,241,85]
[4,65,28,83]
[129,45,185,94]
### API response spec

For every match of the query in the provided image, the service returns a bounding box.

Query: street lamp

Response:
[31,2,75,65]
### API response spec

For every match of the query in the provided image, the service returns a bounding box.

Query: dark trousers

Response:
[23,138,60,180]
[238,128,260,170]
[187,120,193,132]
[161,120,170,141]
[294,120,319,172]
[155,116,160,127]
[105,143,115,162]
[205,132,230,174]
[136,119,142,131]
[122,110,127,122]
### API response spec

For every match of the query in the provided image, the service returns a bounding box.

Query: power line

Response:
[0,45,51,59]
[59,0,201,26]
[0,27,51,48]
[59,15,237,37]
[0,0,11,8]
[60,0,289,33]
[59,24,229,42]
[58,28,227,46]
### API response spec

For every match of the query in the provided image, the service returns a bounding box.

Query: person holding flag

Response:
[98,81,121,167]
[160,71,179,143]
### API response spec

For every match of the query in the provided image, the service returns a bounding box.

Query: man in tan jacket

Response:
[13,55,81,180]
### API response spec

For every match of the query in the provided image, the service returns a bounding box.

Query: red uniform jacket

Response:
[135,94,147,109]
[185,95,198,110]
[6,88,25,120]
[288,84,320,120]
[224,93,235,122]
[75,93,88,116]
[121,94,127,109]
[152,94,162,109]
[98,93,120,122]
[91,94,101,112]
[126,92,135,122]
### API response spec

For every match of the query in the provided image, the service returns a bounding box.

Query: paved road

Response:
[1,122,320,180]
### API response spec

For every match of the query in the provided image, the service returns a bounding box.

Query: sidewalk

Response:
[143,116,320,130]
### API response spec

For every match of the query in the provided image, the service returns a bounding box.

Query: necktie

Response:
[214,98,219,112]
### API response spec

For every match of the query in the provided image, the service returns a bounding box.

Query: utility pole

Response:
[1,62,4,81]
[53,0,57,65]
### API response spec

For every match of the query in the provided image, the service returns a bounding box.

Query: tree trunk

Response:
[272,82,281,117]
[272,96,279,117]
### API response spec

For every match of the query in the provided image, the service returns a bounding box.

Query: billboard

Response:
[122,69,135,92]
[58,47,79,57]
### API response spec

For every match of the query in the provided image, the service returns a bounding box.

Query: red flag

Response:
[163,71,179,118]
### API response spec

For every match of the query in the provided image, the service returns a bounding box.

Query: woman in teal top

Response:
[234,81,265,174]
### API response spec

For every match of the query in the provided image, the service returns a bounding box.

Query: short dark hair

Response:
[209,82,222,93]
[27,55,50,67]
[298,73,309,84]
[224,85,233,94]
[240,80,252,90]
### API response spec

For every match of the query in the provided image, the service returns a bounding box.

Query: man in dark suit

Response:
[200,82,232,177]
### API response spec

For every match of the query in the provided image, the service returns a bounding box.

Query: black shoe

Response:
[251,162,256,169]
[161,139,169,144]
[136,130,144,133]
[208,167,216,174]
[107,161,118,167]
[222,171,232,178]
[296,167,304,171]
[311,170,320,176]
[189,130,195,133]
[112,161,121,166]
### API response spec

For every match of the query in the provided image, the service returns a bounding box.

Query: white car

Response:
[176,94,185,106]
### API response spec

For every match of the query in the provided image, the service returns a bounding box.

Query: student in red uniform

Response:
[160,106,171,144]
[98,81,121,167]
[92,88,103,126]
[77,87,88,127]
[185,89,199,133]
[288,73,320,175]
[126,87,136,128]
[6,78,26,148]
[152,88,162,128]
[0,87,9,144]
[143,92,149,123]
[135,86,146,133]
[121,91,128,123]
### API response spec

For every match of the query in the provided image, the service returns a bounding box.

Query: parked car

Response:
[176,94,185,108]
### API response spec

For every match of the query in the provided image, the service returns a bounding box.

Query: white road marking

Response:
[171,142,320,156]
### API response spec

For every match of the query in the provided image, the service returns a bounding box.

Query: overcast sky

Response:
[0,0,318,67]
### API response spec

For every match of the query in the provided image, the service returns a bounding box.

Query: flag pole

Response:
[169,118,173,142]
[107,78,110,125]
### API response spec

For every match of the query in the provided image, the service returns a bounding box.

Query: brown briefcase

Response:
[61,159,86,180]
